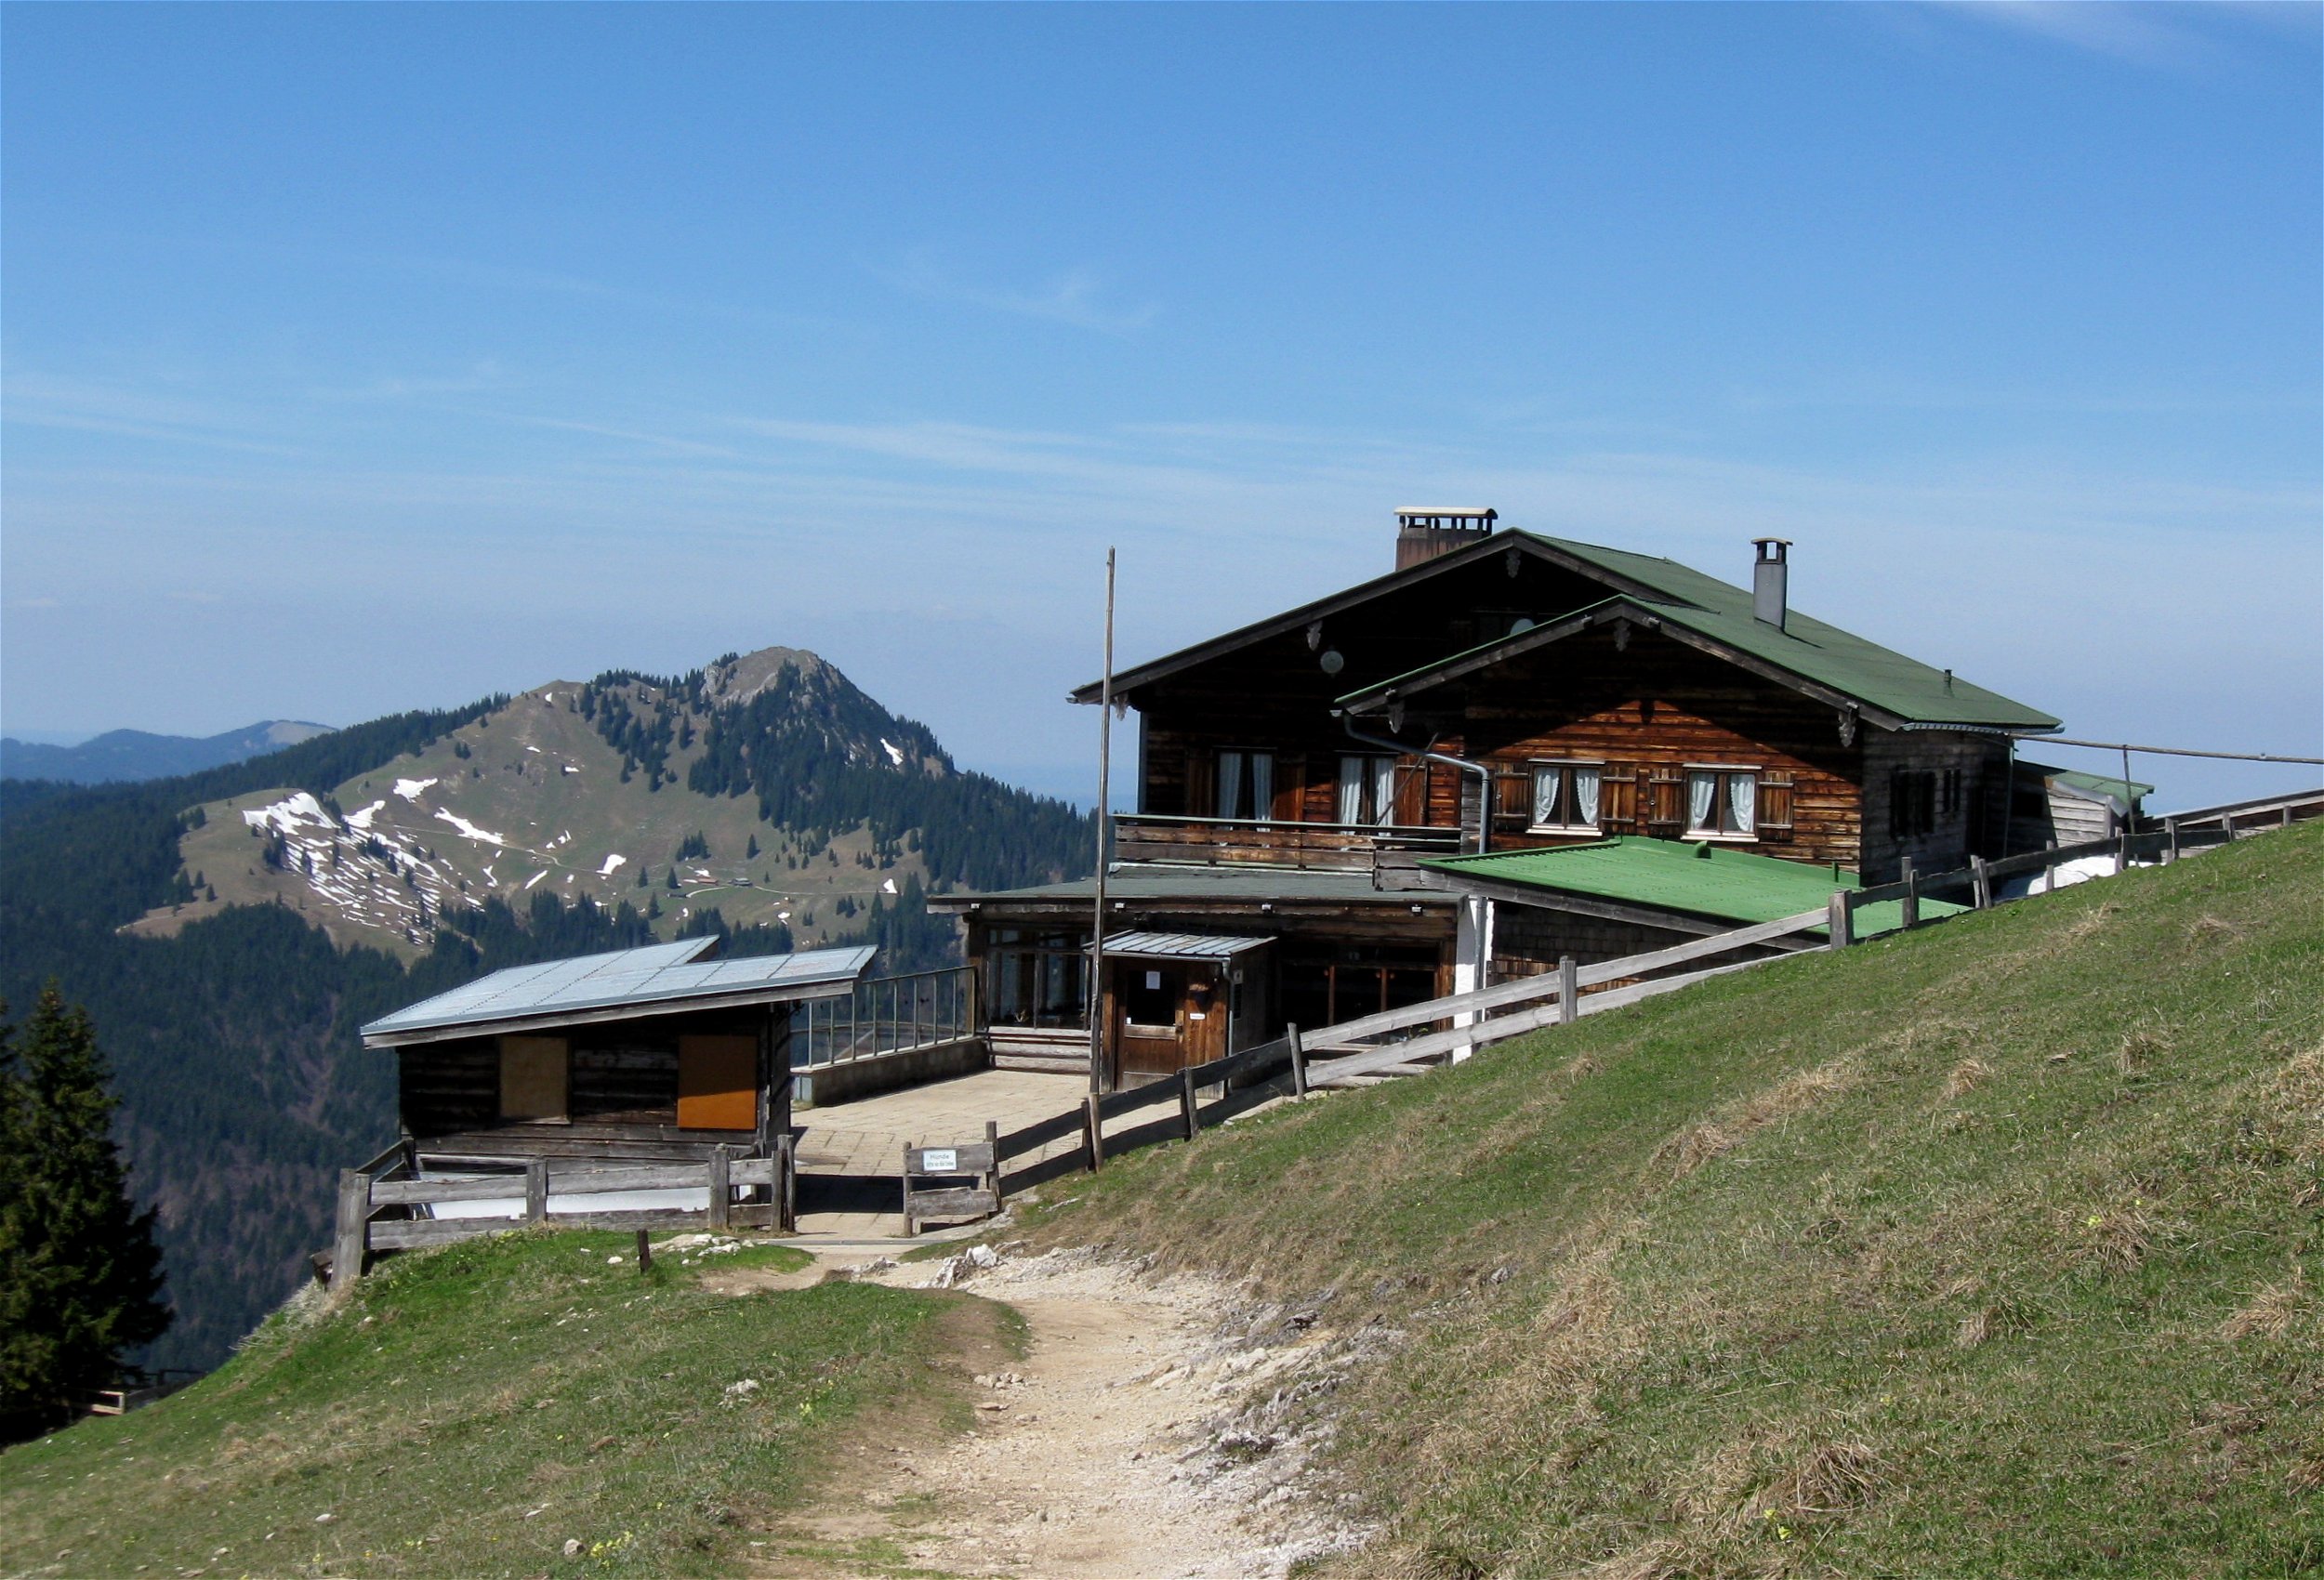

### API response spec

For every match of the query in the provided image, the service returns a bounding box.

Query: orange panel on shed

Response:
[677,1034,758,1131]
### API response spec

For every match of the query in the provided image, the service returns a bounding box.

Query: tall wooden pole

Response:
[1089,548,1116,1095]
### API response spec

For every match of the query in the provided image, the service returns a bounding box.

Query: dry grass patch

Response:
[1650,1060,1855,1183]
[1941,1056,1991,1100]
[2219,1266,2310,1343]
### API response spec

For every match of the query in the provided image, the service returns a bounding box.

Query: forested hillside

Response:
[0,647,1090,1369]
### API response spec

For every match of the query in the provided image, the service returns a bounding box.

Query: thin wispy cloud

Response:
[878,249,1159,336]
[0,373,301,456]
[1939,1,2231,70]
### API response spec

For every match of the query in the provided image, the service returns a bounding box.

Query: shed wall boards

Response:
[498,1035,570,1123]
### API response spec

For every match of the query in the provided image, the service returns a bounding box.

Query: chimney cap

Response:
[1397,507,1497,527]
[1751,537,1792,560]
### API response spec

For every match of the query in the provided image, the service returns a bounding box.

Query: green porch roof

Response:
[1344,533,2059,732]
[1422,836,1964,940]
[2033,765,2154,806]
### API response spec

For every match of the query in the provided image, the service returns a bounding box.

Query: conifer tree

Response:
[0,988,170,1442]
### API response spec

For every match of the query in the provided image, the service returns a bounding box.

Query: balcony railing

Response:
[793,966,977,1069]
[1110,812,1464,871]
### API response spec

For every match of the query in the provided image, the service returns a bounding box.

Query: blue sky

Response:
[4,3,2317,806]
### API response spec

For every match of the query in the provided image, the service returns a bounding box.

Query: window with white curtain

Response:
[1216,750,1275,821]
[1684,767,1760,836]
[1528,762,1604,831]
[1337,753,1397,826]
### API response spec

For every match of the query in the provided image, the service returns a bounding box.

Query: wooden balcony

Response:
[1111,813,1464,871]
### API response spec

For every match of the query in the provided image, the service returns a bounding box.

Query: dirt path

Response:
[759,1246,1370,1579]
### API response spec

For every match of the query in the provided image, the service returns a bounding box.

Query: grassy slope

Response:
[1024,823,2324,1577]
[147,685,927,959]
[0,1234,998,1579]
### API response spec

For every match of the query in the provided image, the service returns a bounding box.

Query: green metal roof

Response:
[1422,836,1963,940]
[1340,533,2057,731]
[2028,764,2152,806]
[1516,533,2058,730]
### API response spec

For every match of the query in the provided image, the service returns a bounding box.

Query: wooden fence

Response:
[913,786,2324,1221]
[334,788,2321,1268]
[328,1136,798,1292]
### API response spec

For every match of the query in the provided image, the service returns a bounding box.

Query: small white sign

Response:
[920,1148,958,1174]
[1187,1011,1207,1020]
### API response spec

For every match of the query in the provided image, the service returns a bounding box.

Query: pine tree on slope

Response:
[0,987,171,1442]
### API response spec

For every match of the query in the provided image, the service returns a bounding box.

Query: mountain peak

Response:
[706,646,838,706]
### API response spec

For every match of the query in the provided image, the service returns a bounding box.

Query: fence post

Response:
[1558,955,1579,1025]
[777,1131,797,1233]
[1180,1068,1200,1140]
[2043,838,2057,893]
[985,1120,1003,1209]
[1083,1093,1104,1171]
[1287,1024,1308,1099]
[1900,857,1920,929]
[524,1158,548,1225]
[2165,818,2181,864]
[330,1169,370,1296]
[706,1145,731,1231]
[1970,854,1992,909]
[901,1140,917,1235]
[1827,890,1854,950]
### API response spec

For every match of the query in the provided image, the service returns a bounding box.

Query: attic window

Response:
[1684,767,1758,839]
[1529,762,1604,832]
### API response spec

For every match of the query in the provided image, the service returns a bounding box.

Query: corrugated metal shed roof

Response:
[1423,836,1962,940]
[1101,931,1274,959]
[361,940,878,1045]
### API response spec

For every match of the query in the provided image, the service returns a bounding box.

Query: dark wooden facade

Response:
[396,1003,791,1165]
[952,523,2053,1086]
[1131,580,2014,883]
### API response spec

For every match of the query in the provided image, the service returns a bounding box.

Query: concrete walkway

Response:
[791,1067,1089,1237]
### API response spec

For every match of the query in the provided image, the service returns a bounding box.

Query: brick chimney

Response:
[1395,507,1497,571]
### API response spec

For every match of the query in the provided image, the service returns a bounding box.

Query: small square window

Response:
[1684,769,1760,837]
[1529,763,1604,831]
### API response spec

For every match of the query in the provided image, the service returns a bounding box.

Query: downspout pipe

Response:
[1336,710,1495,856]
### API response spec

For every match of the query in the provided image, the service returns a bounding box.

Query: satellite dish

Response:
[1318,649,1345,676]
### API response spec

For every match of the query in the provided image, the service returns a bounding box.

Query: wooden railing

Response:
[329,1138,798,1291]
[333,790,2322,1265]
[1111,813,1463,870]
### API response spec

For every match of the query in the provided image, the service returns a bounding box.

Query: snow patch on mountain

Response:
[393,777,438,801]
[241,792,330,835]
[434,810,514,846]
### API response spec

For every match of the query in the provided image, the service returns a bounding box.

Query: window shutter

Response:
[1758,773,1796,838]
[1645,770,1684,836]
[1600,766,1639,834]
[1494,768,1531,829]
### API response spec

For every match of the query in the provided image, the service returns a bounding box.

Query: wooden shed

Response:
[360,938,876,1166]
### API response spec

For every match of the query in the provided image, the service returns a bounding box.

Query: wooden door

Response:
[498,1035,569,1124]
[677,1034,758,1131]
[1116,961,1187,1079]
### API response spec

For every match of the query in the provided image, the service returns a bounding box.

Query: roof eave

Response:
[360,974,862,1049]
[1066,529,1606,704]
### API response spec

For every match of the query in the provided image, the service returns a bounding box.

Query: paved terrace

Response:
[788,1068,1091,1240]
